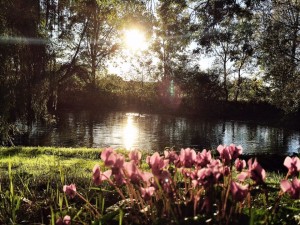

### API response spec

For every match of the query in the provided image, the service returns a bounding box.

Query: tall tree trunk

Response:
[234,67,242,102]
[290,4,299,80]
[223,58,228,102]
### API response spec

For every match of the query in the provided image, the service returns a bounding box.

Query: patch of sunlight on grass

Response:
[0,147,150,179]
[0,153,102,177]
[0,146,102,159]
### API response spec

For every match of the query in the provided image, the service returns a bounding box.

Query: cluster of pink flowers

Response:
[280,156,300,199]
[92,147,154,187]
[89,144,267,206]
[60,144,300,223]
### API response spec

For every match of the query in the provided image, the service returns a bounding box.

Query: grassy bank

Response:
[0,146,299,225]
[0,147,102,176]
[0,147,110,224]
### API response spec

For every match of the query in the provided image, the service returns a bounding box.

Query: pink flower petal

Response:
[102,170,112,180]
[63,184,76,198]
[292,177,300,189]
[63,215,71,225]
[231,181,248,202]
[237,172,248,181]
[280,180,292,193]
[129,150,142,163]
[284,156,292,169]
[295,157,300,170]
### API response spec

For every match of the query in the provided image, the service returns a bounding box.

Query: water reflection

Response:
[15,111,300,155]
[123,114,138,150]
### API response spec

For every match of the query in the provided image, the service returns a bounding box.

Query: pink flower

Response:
[140,171,154,186]
[63,215,71,225]
[92,164,112,185]
[140,186,155,201]
[237,171,249,182]
[231,181,249,202]
[281,178,300,199]
[228,144,243,160]
[101,147,115,167]
[217,144,243,165]
[56,215,71,225]
[123,161,142,184]
[179,148,196,168]
[114,172,126,186]
[112,154,125,170]
[194,167,214,188]
[100,147,125,173]
[195,149,212,167]
[238,158,266,184]
[164,150,179,165]
[207,159,224,181]
[248,158,266,184]
[217,145,232,165]
[235,158,246,172]
[147,152,168,176]
[284,156,300,177]
[63,184,76,198]
[129,149,142,164]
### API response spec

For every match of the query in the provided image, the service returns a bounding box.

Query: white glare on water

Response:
[123,115,138,150]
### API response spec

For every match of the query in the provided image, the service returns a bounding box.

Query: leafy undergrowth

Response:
[0,146,300,224]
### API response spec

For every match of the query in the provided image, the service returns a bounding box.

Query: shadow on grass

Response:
[0,146,22,156]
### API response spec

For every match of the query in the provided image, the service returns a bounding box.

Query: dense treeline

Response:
[1,0,300,144]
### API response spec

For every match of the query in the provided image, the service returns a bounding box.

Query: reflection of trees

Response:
[14,112,300,154]
[156,116,219,150]
[87,113,94,147]
[216,122,297,154]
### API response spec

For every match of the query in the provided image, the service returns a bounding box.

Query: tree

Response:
[191,0,258,101]
[258,0,300,112]
[152,0,191,82]
[0,0,50,144]
[79,0,119,88]
[230,19,256,101]
[174,66,222,105]
[0,0,125,144]
[40,0,91,110]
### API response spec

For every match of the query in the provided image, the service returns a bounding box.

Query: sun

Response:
[124,29,147,51]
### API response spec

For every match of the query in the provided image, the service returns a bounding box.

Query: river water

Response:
[15,111,300,155]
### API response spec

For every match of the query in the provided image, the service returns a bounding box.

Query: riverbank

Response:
[0,146,292,174]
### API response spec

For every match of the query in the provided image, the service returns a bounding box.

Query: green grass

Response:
[0,146,145,178]
[0,147,105,177]
[0,146,103,158]
[0,147,117,224]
